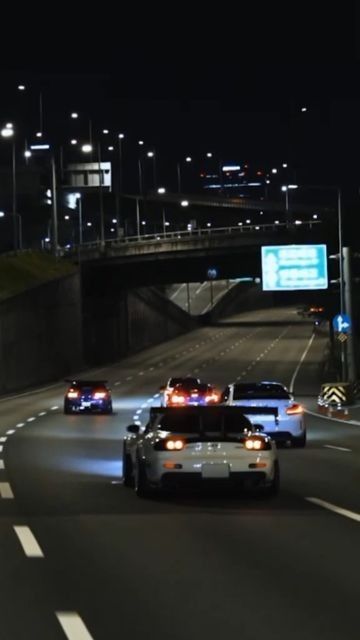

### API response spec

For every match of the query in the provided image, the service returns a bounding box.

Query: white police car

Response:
[122,406,279,498]
[221,381,306,447]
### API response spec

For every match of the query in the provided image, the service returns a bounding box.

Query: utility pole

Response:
[343,247,357,382]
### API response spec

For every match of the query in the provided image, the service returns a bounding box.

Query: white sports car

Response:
[122,406,280,498]
[221,381,306,447]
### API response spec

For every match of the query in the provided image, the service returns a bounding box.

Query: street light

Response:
[147,150,157,189]
[82,141,105,247]
[1,124,18,251]
[177,156,192,192]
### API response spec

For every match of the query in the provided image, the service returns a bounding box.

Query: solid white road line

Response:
[56,612,94,640]
[305,408,360,426]
[0,483,14,498]
[0,460,4,469]
[324,444,351,452]
[289,333,315,394]
[14,526,44,558]
[306,497,360,523]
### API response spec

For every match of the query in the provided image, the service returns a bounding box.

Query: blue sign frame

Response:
[261,244,328,291]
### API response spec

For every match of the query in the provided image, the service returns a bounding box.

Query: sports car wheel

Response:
[262,461,280,498]
[293,431,307,448]
[135,458,151,498]
[122,449,134,487]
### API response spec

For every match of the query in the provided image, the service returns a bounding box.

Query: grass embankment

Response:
[0,251,77,301]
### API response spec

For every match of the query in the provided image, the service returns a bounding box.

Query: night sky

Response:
[0,8,359,242]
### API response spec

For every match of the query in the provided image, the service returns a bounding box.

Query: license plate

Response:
[201,463,229,479]
[82,401,91,407]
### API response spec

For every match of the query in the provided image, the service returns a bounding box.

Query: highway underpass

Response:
[0,305,359,639]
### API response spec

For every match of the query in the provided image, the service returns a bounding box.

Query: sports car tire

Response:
[135,458,151,498]
[122,449,134,487]
[262,461,280,498]
[293,431,307,448]
[64,402,72,415]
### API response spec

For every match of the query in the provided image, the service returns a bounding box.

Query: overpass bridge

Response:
[65,219,334,286]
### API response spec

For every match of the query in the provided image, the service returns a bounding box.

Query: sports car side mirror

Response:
[126,424,140,434]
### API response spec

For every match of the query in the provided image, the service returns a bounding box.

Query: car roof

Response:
[168,376,200,385]
[65,380,109,386]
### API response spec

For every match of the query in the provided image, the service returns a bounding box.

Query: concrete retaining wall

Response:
[82,285,198,366]
[0,274,83,394]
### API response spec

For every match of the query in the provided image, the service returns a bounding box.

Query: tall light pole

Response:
[117,133,125,236]
[177,156,192,192]
[147,150,157,190]
[50,153,59,257]
[81,142,105,248]
[1,124,18,251]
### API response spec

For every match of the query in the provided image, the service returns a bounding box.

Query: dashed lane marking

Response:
[0,483,14,499]
[324,444,351,452]
[27,417,35,422]
[14,526,44,558]
[56,612,94,640]
[0,460,4,469]
[51,406,59,411]
[38,412,47,416]
[0,437,7,442]
[6,430,15,435]
[306,497,360,523]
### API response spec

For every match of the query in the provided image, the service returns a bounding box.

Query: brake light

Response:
[170,394,186,404]
[245,438,264,451]
[67,390,79,398]
[93,391,107,399]
[205,393,219,403]
[165,439,185,451]
[286,403,303,415]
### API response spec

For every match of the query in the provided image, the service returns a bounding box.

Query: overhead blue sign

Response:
[332,314,351,333]
[261,244,328,291]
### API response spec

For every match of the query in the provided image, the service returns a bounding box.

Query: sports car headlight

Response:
[245,438,265,451]
[165,439,185,451]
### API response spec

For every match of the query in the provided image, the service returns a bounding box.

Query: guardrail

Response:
[68,219,322,253]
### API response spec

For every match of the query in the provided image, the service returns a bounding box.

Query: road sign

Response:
[337,332,348,343]
[261,244,328,291]
[332,314,351,333]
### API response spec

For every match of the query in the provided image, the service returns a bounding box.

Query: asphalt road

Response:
[1,306,359,639]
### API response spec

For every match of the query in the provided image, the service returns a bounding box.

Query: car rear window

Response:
[158,411,251,434]
[169,378,185,387]
[233,383,290,400]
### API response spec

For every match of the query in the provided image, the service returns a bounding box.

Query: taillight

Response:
[245,438,265,451]
[93,391,107,399]
[286,403,303,415]
[67,390,79,398]
[170,394,186,404]
[165,439,185,451]
[205,393,219,403]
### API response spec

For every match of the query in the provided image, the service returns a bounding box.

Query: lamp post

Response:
[1,124,18,251]
[147,150,157,190]
[288,183,351,380]
[81,142,105,248]
[177,156,192,192]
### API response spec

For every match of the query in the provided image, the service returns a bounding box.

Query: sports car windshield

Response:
[233,384,290,400]
[158,411,251,433]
